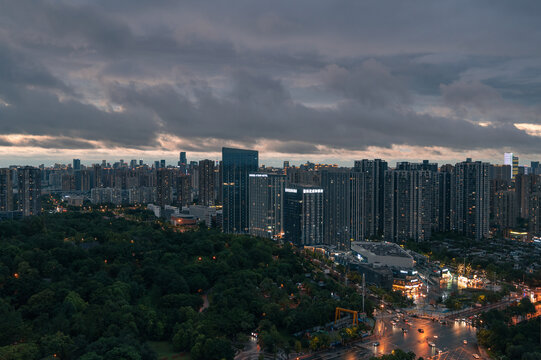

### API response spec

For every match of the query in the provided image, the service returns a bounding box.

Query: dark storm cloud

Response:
[106,71,541,153]
[1,0,541,156]
[0,137,97,149]
[0,44,160,147]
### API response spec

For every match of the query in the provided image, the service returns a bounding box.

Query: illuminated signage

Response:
[303,189,323,194]
[249,174,268,177]
[285,188,298,193]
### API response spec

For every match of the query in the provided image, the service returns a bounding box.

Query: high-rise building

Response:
[492,190,518,230]
[248,173,285,239]
[434,169,453,232]
[528,192,541,236]
[198,159,215,206]
[453,160,490,240]
[17,166,41,216]
[173,173,191,207]
[215,161,222,205]
[515,174,541,218]
[353,159,388,237]
[156,169,172,208]
[420,160,438,172]
[384,169,433,242]
[490,164,512,184]
[80,170,92,192]
[222,147,258,233]
[350,171,368,241]
[504,152,519,179]
[531,161,540,175]
[0,168,13,211]
[513,156,519,179]
[73,159,81,171]
[504,152,513,178]
[320,169,351,249]
[179,152,187,174]
[283,185,324,246]
[61,174,75,192]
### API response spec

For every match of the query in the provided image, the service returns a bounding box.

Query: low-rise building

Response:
[351,241,415,268]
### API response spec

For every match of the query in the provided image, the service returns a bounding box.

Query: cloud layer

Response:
[1,0,541,165]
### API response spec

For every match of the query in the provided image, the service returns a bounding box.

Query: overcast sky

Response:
[1,0,541,167]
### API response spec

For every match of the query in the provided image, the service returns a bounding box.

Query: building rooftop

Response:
[351,241,412,259]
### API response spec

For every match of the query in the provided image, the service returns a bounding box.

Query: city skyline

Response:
[2,2,541,359]
[0,151,537,170]
[2,1,541,166]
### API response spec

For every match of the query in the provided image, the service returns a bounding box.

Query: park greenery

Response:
[477,298,540,359]
[0,210,371,359]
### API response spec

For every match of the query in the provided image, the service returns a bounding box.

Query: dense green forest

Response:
[0,211,369,359]
[477,298,540,359]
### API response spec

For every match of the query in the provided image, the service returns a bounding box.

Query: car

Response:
[372,342,380,347]
[428,342,435,347]
[433,335,438,339]
[472,355,480,359]
[418,328,424,333]
[463,340,468,344]
[402,328,408,333]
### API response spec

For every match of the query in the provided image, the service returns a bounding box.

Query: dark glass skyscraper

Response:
[222,147,258,233]
[283,185,324,246]
[73,159,81,171]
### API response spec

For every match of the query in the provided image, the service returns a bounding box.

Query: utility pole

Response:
[362,273,366,314]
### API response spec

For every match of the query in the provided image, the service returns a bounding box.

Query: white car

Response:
[463,340,468,345]
[472,355,480,359]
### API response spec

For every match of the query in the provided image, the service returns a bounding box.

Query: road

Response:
[366,312,485,359]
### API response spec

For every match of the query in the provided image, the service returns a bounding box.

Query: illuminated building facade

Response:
[248,173,285,239]
[283,185,324,246]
